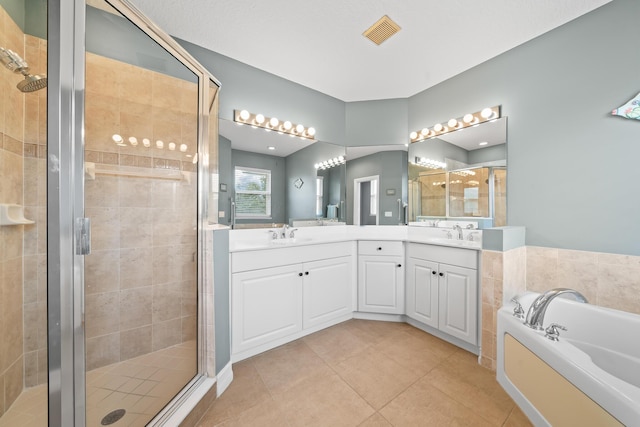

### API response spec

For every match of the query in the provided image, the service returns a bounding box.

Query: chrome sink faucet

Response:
[452,224,463,240]
[280,224,289,239]
[524,288,588,330]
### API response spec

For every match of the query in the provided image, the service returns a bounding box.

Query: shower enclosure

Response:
[0,0,220,425]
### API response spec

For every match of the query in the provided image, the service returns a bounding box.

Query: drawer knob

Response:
[305,271,309,275]
[298,272,303,277]
[377,247,382,251]
[432,271,437,275]
[397,264,402,267]
[439,272,444,277]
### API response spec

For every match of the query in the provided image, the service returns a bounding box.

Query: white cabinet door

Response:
[303,256,352,329]
[358,255,405,314]
[406,257,439,328]
[438,263,477,345]
[232,264,303,354]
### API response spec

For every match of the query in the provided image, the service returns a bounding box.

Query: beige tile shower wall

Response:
[83,53,199,371]
[526,246,640,316]
[22,34,48,390]
[0,5,26,415]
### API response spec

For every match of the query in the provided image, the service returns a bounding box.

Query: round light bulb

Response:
[269,117,279,128]
[255,114,265,124]
[338,155,344,162]
[180,144,188,152]
[283,121,292,131]
[420,128,430,137]
[481,107,494,119]
[314,164,319,169]
[463,113,474,124]
[168,142,176,151]
[307,127,316,137]
[239,110,250,121]
[142,138,151,147]
[128,136,138,146]
[448,119,459,128]
[295,124,304,134]
[433,123,443,132]
[156,140,164,149]
[410,131,418,140]
[112,134,123,143]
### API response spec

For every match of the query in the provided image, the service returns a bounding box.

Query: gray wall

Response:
[213,229,230,374]
[285,142,346,221]
[346,98,409,146]
[468,144,506,165]
[409,0,639,255]
[218,136,232,225]
[178,39,347,146]
[346,151,408,226]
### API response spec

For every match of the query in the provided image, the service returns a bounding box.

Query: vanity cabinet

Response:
[357,241,405,314]
[231,242,354,359]
[406,243,478,345]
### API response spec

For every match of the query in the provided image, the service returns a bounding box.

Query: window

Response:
[316,176,324,217]
[234,167,271,218]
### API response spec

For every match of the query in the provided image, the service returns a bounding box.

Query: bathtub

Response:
[497,292,640,426]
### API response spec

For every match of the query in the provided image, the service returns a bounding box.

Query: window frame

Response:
[234,166,272,218]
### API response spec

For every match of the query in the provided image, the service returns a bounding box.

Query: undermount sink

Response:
[427,237,481,248]
[270,237,312,245]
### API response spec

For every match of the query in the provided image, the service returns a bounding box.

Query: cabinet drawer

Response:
[358,240,404,256]
[232,241,354,273]
[407,243,477,269]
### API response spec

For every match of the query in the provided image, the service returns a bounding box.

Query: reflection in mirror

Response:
[408,117,507,227]
[346,145,408,226]
[218,119,346,227]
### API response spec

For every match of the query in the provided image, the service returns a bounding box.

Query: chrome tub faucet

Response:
[525,288,588,330]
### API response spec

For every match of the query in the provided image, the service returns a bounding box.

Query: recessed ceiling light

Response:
[479,141,488,146]
[268,146,275,150]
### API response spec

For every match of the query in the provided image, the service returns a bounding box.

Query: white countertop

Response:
[229,225,482,252]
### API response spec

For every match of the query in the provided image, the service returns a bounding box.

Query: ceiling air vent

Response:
[363,15,401,45]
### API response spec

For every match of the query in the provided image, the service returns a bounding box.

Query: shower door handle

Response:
[75,217,91,255]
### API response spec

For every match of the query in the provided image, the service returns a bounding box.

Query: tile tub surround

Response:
[195,320,531,426]
[481,245,640,372]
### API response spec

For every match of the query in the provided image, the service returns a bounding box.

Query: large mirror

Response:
[408,117,507,227]
[219,119,346,228]
[345,145,408,226]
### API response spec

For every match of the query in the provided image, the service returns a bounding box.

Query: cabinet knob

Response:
[298,272,303,277]
[432,271,437,275]
[439,272,444,277]
[397,264,402,267]
[305,271,309,275]
[377,247,382,251]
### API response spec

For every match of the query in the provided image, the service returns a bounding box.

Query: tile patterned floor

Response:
[197,320,533,427]
[0,340,196,427]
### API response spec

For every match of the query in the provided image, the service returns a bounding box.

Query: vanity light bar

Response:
[409,106,501,143]
[414,157,446,169]
[314,156,346,170]
[234,109,317,141]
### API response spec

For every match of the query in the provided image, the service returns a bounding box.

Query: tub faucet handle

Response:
[545,323,567,341]
[510,297,525,320]
[267,230,278,240]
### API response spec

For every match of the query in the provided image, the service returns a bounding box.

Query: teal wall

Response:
[0,0,25,31]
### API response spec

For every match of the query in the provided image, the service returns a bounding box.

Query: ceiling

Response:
[128,0,610,102]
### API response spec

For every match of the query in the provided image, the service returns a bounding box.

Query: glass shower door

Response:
[82,1,200,425]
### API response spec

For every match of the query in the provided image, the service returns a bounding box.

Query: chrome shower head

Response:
[0,47,47,92]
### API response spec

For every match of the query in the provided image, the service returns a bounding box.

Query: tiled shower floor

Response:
[0,340,196,427]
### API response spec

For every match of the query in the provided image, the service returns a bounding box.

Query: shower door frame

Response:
[47,1,221,425]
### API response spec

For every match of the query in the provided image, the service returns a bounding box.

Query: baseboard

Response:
[353,312,405,322]
[216,362,234,397]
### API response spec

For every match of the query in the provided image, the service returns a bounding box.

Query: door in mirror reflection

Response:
[84,1,198,425]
